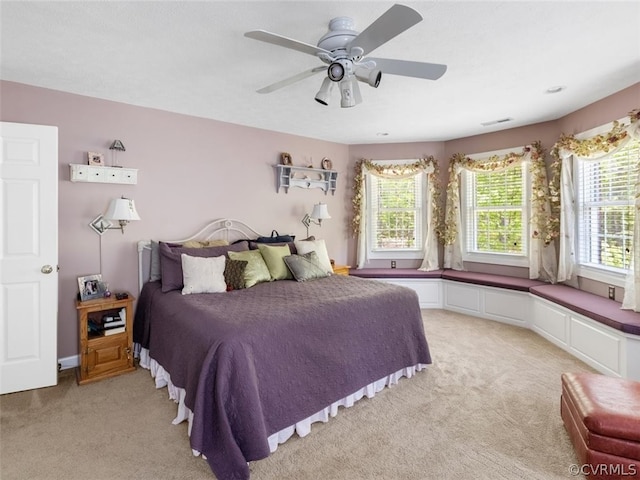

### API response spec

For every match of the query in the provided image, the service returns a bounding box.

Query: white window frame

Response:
[365,159,428,260]
[460,147,531,268]
[573,120,638,288]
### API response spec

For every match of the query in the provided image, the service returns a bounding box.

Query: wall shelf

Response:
[275,165,337,195]
[70,164,138,185]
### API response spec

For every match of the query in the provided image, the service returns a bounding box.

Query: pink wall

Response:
[2,79,638,359]
[558,83,640,136]
[1,80,349,359]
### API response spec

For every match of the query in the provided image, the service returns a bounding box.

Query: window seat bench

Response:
[441,269,546,292]
[350,268,640,381]
[350,268,544,290]
[350,268,444,279]
[530,284,640,337]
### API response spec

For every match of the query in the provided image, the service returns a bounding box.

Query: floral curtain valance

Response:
[443,142,557,283]
[352,157,442,271]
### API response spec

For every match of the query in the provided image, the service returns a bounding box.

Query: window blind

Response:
[577,140,639,271]
[370,174,423,250]
[464,165,526,255]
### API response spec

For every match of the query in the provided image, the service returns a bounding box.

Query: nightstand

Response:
[76,293,136,385]
[332,264,351,276]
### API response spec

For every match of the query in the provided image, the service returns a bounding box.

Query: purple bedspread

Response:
[134,275,431,479]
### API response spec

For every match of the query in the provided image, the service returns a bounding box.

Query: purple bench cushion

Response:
[350,268,444,279]
[442,270,546,292]
[531,284,640,336]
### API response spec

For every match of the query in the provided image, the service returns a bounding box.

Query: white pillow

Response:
[294,239,333,274]
[181,254,226,295]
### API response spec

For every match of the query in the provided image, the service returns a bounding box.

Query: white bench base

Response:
[373,277,640,381]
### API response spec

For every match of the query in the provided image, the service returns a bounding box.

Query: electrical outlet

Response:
[608,285,615,300]
[391,261,396,269]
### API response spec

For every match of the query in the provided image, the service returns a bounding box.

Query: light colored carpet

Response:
[0,309,592,480]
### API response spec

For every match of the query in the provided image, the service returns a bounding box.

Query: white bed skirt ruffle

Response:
[138,347,427,456]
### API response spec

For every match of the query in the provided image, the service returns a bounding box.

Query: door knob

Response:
[41,265,54,274]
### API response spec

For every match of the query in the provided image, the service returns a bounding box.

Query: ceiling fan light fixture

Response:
[315,77,333,105]
[328,61,345,82]
[339,77,361,108]
[356,68,382,88]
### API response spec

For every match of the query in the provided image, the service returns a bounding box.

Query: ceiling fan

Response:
[244,4,447,108]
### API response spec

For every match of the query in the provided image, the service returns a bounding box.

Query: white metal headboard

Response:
[137,218,264,292]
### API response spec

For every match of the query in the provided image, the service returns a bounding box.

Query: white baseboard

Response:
[58,354,79,371]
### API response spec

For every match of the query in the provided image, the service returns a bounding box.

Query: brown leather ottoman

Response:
[561,372,640,479]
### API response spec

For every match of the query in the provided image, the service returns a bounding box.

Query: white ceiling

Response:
[1,1,639,145]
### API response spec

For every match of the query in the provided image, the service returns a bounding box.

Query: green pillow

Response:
[283,251,331,282]
[257,243,292,280]
[228,250,271,288]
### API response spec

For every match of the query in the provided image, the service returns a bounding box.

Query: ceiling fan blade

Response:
[257,66,326,94]
[348,4,422,57]
[368,58,447,80]
[245,30,332,57]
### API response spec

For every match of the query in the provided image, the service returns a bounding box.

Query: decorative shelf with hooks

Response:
[274,165,337,195]
[70,164,138,185]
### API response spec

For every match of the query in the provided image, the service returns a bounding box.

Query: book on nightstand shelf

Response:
[103,326,126,336]
[88,308,127,337]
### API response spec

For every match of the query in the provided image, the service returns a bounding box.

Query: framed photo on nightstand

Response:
[78,274,106,301]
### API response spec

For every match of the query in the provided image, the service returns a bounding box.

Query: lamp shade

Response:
[310,203,331,220]
[103,197,140,221]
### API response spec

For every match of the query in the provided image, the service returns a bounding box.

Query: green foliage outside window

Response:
[471,167,525,254]
[373,176,420,249]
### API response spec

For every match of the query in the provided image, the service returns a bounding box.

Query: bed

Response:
[133,219,431,480]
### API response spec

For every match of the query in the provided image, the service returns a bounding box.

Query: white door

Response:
[0,122,58,394]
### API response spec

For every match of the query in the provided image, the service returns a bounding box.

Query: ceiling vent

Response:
[481,117,513,127]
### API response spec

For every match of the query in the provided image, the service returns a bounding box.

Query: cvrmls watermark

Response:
[569,463,637,476]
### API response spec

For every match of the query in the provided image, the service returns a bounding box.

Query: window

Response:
[576,139,640,275]
[461,161,529,266]
[366,165,426,259]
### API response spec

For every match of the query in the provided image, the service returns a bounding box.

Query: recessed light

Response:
[376,132,389,136]
[545,85,566,94]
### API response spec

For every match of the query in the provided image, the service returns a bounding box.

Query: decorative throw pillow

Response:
[284,251,331,282]
[228,250,271,288]
[180,254,226,295]
[159,241,250,292]
[293,239,333,274]
[224,259,248,290]
[257,243,292,280]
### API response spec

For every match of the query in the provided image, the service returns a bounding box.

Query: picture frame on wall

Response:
[87,151,104,166]
[280,152,292,166]
[78,274,106,302]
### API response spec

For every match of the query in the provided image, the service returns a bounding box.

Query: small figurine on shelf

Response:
[101,282,111,298]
